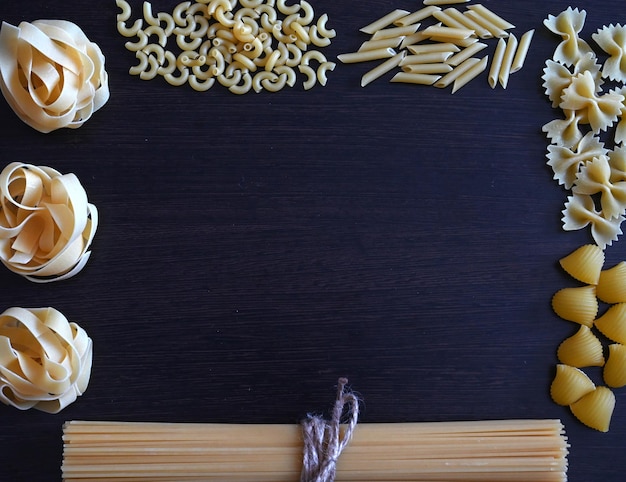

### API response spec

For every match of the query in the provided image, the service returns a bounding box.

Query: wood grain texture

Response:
[0,1,624,480]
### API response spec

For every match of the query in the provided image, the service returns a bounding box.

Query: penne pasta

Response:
[390,71,441,85]
[358,37,404,52]
[451,54,488,93]
[403,49,454,63]
[371,23,421,40]
[443,7,491,38]
[446,41,487,66]
[498,33,518,88]
[466,4,515,31]
[434,56,481,88]
[404,42,460,54]
[359,9,410,35]
[464,9,508,38]
[401,62,453,74]
[422,24,475,39]
[393,6,441,26]
[488,36,506,88]
[510,28,535,73]
[361,51,406,87]
[337,47,397,64]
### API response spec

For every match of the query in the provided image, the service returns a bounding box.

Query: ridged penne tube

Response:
[559,244,605,285]
[361,51,405,87]
[597,261,626,303]
[594,303,626,344]
[390,72,441,85]
[403,50,453,63]
[569,386,615,432]
[451,54,488,93]
[401,63,452,74]
[510,29,534,73]
[371,24,420,41]
[359,9,410,35]
[337,48,397,64]
[488,37,506,88]
[393,6,441,27]
[446,42,487,66]
[550,364,595,406]
[557,325,605,368]
[434,56,481,89]
[603,343,626,388]
[551,285,598,327]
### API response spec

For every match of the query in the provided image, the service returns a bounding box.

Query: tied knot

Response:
[300,378,360,482]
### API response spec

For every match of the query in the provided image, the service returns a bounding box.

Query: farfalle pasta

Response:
[562,194,624,249]
[542,53,602,110]
[546,131,608,189]
[543,7,594,66]
[573,155,626,219]
[0,162,98,283]
[0,19,109,133]
[0,306,92,413]
[592,24,626,83]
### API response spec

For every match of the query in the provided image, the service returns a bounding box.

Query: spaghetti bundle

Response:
[61,419,569,481]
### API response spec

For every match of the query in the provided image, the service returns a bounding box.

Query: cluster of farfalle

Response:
[543,7,626,248]
[0,306,92,413]
[550,244,626,431]
[0,162,98,283]
[0,19,109,133]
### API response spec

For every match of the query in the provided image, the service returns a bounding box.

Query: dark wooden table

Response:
[1,1,624,480]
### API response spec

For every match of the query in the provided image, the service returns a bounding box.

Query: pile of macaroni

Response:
[0,19,109,133]
[550,243,626,432]
[116,0,336,93]
[338,2,534,92]
[0,307,92,413]
[0,162,98,283]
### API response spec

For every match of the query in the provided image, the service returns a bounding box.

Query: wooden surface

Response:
[0,0,624,480]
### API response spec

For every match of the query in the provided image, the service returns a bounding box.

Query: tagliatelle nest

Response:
[0,162,98,283]
[0,307,92,413]
[0,19,109,133]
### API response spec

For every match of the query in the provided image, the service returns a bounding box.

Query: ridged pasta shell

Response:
[594,303,626,344]
[603,343,626,388]
[569,386,616,432]
[597,261,626,303]
[557,325,605,367]
[551,285,598,326]
[559,244,605,285]
[550,364,596,405]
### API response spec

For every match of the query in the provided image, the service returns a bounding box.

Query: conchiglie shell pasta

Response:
[603,343,626,388]
[559,244,605,285]
[594,303,626,344]
[569,386,616,432]
[597,261,626,303]
[557,325,605,367]
[550,363,595,405]
[551,285,598,326]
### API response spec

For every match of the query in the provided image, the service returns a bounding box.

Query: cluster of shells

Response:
[551,243,626,431]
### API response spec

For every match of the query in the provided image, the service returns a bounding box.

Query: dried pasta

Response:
[116,0,335,93]
[0,162,98,283]
[558,244,605,285]
[562,194,624,249]
[597,262,626,304]
[569,386,615,432]
[546,131,608,189]
[572,155,626,220]
[594,302,626,344]
[557,325,605,368]
[550,364,595,406]
[592,23,626,82]
[544,6,594,66]
[551,285,598,327]
[0,307,92,413]
[0,19,109,132]
[603,343,626,388]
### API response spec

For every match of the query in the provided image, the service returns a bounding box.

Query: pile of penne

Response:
[338,2,534,92]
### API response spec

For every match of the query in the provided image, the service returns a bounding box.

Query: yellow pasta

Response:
[446,41,487,66]
[597,261,626,303]
[557,325,605,368]
[393,6,441,27]
[488,36,506,88]
[451,54,488,93]
[510,28,534,73]
[390,71,441,85]
[569,386,615,432]
[361,51,405,87]
[558,244,605,285]
[594,303,626,344]
[337,47,397,64]
[371,24,421,41]
[403,49,454,64]
[434,56,481,88]
[422,24,475,40]
[551,285,598,327]
[401,62,452,74]
[443,7,491,38]
[603,343,626,388]
[550,364,596,406]
[498,33,518,88]
[359,9,410,35]
[463,9,508,38]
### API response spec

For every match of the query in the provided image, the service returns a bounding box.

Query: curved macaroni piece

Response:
[298,64,316,90]
[573,155,626,220]
[0,20,109,133]
[562,194,624,249]
[597,262,626,304]
[0,162,98,283]
[547,132,608,189]
[560,71,624,134]
[543,6,594,66]
[557,325,605,368]
[559,244,605,285]
[0,306,92,413]
[569,386,615,432]
[595,302,626,343]
[550,364,595,406]
[604,343,626,388]
[551,285,598,327]
[592,24,626,82]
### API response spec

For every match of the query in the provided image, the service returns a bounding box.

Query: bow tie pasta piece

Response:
[542,53,603,109]
[546,131,608,189]
[0,162,98,283]
[592,24,626,83]
[0,19,109,133]
[562,194,624,249]
[0,307,92,413]
[573,155,626,220]
[542,110,585,148]
[543,6,594,66]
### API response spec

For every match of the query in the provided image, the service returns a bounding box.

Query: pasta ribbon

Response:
[0,162,98,283]
[0,306,92,413]
[0,20,109,133]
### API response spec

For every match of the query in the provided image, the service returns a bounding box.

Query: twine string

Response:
[300,378,360,482]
